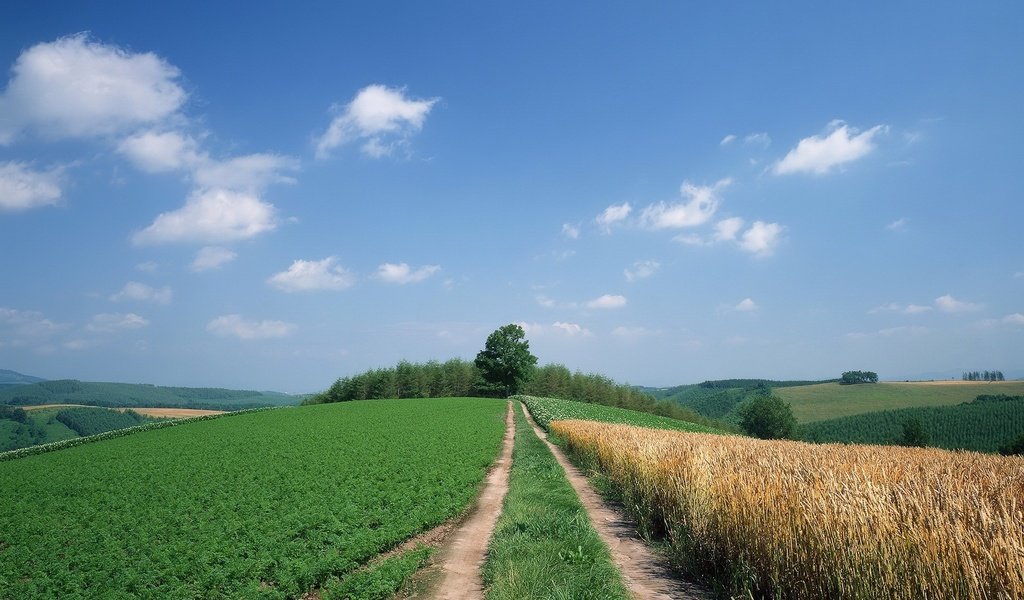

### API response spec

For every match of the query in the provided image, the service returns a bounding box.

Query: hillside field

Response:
[775,381,1024,422]
[519,395,725,434]
[0,397,507,599]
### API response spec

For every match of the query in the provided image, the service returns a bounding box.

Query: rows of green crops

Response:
[0,397,507,599]
[518,395,724,434]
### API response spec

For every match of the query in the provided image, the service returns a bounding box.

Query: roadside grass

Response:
[519,395,726,434]
[776,381,1024,422]
[483,402,630,600]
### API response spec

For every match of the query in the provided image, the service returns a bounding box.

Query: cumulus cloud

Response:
[375,262,441,284]
[552,321,592,336]
[0,34,186,143]
[268,257,356,292]
[714,217,744,242]
[117,130,201,173]
[596,202,631,232]
[935,294,982,313]
[640,179,730,230]
[133,188,277,244]
[624,260,660,282]
[0,161,63,211]
[86,312,149,333]
[739,221,783,257]
[190,246,237,272]
[207,314,295,340]
[773,121,887,175]
[734,298,758,312]
[586,294,627,309]
[315,84,439,159]
[517,321,592,337]
[562,223,580,240]
[109,282,172,304]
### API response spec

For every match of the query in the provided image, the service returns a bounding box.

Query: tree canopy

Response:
[737,393,797,439]
[474,324,538,397]
[839,370,878,385]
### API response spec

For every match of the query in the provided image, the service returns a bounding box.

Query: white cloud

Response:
[673,233,709,246]
[720,134,737,146]
[315,84,439,159]
[375,262,441,284]
[191,246,237,272]
[0,307,68,338]
[0,34,185,143]
[562,223,580,240]
[611,325,659,339]
[0,161,63,211]
[192,154,299,191]
[133,188,277,245]
[744,132,771,146]
[586,294,627,309]
[870,302,933,315]
[86,312,149,333]
[773,121,887,175]
[268,257,355,292]
[536,295,558,308]
[887,217,908,232]
[714,217,744,242]
[552,321,592,336]
[640,178,730,229]
[847,326,929,339]
[935,294,982,313]
[1004,313,1024,326]
[735,298,758,312]
[739,221,783,257]
[596,202,631,232]
[109,282,172,304]
[624,260,660,282]
[117,130,201,173]
[207,314,295,340]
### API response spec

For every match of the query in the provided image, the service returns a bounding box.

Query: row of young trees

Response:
[963,370,1005,381]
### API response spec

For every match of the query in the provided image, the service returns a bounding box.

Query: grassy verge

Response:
[323,545,434,600]
[483,402,629,600]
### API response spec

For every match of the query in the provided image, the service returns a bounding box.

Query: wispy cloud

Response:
[720,134,737,146]
[639,179,730,230]
[0,161,64,211]
[268,257,355,292]
[595,202,631,232]
[207,314,295,340]
[109,282,172,305]
[375,262,441,284]
[191,246,238,272]
[561,223,580,240]
[315,84,439,159]
[847,326,929,339]
[870,302,932,315]
[887,217,908,232]
[86,313,149,333]
[624,260,660,282]
[773,121,887,175]
[935,294,982,313]
[734,298,758,312]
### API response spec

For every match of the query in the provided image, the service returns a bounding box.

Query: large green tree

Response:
[474,324,538,397]
[737,393,797,439]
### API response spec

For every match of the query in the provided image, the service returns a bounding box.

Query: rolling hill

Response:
[0,379,301,410]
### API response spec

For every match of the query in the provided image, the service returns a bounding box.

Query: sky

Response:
[0,2,1022,392]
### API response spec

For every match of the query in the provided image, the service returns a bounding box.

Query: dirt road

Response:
[520,402,710,600]
[430,401,515,600]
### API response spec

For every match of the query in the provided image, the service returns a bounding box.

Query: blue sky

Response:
[1,2,1021,392]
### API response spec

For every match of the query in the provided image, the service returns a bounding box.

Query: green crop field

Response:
[0,397,506,599]
[775,381,1024,423]
[801,395,1024,453]
[519,395,724,434]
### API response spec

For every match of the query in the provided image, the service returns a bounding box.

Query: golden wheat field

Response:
[551,420,1024,600]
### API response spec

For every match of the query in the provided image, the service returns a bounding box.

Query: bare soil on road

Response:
[521,402,710,600]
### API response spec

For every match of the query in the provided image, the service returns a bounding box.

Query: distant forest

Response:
[303,360,728,430]
[0,380,299,410]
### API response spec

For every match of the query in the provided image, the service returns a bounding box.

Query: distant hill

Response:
[638,379,835,424]
[0,380,300,411]
[776,381,1024,423]
[0,369,46,389]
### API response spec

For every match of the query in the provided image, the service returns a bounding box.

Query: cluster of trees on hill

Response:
[963,370,1005,381]
[55,408,151,437]
[0,380,294,410]
[839,371,878,385]
[0,405,29,423]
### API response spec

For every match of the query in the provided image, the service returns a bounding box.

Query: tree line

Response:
[839,371,878,385]
[962,370,1005,381]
